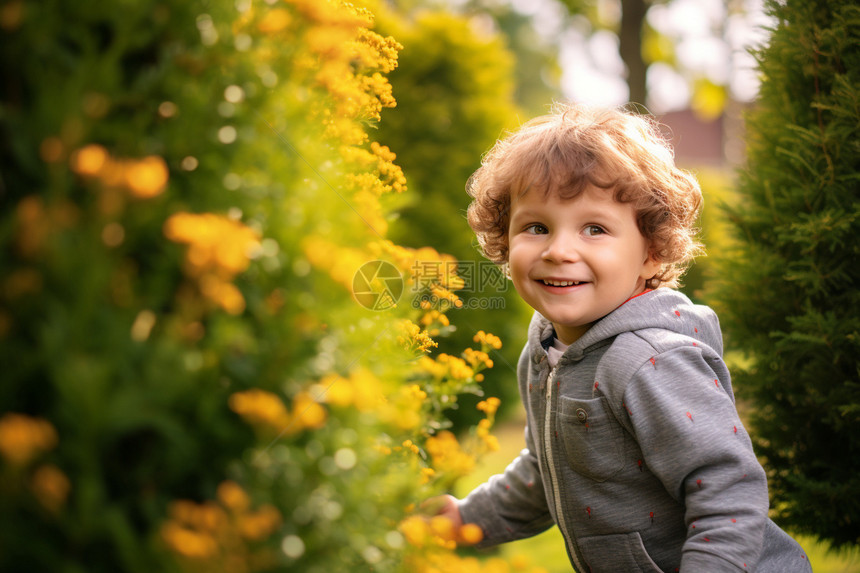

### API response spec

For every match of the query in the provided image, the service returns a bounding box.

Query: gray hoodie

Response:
[458,288,811,572]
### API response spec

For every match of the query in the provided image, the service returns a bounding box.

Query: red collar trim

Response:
[622,288,653,306]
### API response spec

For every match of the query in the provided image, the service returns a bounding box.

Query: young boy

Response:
[433,104,811,572]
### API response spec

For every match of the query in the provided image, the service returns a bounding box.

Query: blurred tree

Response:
[375,8,532,423]
[446,0,564,116]
[554,0,738,117]
[676,167,737,303]
[708,0,860,549]
[554,0,651,105]
[619,0,648,105]
[376,9,519,260]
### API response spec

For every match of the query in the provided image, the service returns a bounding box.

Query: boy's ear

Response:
[640,253,662,280]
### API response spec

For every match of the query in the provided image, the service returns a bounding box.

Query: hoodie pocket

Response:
[578,532,665,573]
[558,396,624,482]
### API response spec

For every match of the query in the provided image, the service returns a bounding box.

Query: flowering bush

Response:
[0,0,545,571]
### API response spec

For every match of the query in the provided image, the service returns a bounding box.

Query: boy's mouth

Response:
[540,279,585,287]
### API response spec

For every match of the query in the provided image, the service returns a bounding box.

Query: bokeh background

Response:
[1,0,858,571]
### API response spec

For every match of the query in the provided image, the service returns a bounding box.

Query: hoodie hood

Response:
[528,288,723,361]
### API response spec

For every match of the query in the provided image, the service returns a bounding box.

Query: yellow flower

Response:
[506,554,529,570]
[165,213,260,275]
[416,356,443,379]
[420,467,436,484]
[5,268,43,299]
[14,196,79,258]
[164,212,260,314]
[473,330,503,350]
[318,373,352,407]
[483,557,513,573]
[39,136,65,163]
[124,155,169,198]
[425,431,475,478]
[0,413,57,466]
[161,522,219,559]
[430,515,456,542]
[200,275,246,315]
[420,310,449,328]
[320,368,386,413]
[216,480,250,513]
[431,285,463,309]
[70,144,109,176]
[341,141,407,195]
[238,504,281,541]
[14,196,48,257]
[417,353,475,381]
[399,319,420,340]
[354,30,401,73]
[476,397,501,416]
[302,238,368,290]
[410,384,427,401]
[193,502,228,532]
[162,480,282,564]
[257,7,291,34]
[463,348,493,370]
[292,391,327,430]
[398,319,437,353]
[349,368,387,411]
[438,354,473,380]
[481,433,500,453]
[30,464,71,513]
[70,145,169,199]
[379,384,426,431]
[475,398,502,452]
[228,389,290,432]
[370,240,462,296]
[230,388,327,435]
[375,444,392,456]
[399,515,429,547]
[459,523,484,546]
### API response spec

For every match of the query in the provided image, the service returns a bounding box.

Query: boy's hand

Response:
[422,494,463,529]
[418,495,483,545]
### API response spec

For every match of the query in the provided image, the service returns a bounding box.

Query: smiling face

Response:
[507,186,661,345]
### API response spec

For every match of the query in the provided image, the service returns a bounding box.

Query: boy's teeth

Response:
[543,279,581,286]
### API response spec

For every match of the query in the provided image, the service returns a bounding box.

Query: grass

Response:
[456,413,860,573]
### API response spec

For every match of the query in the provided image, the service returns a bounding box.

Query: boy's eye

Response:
[525,224,548,235]
[583,225,605,236]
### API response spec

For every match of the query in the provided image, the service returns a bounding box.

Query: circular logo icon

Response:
[352,260,403,311]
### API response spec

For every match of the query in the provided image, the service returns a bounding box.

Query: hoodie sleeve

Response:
[457,424,555,547]
[622,345,769,572]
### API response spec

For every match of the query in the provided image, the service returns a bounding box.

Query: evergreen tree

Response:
[710,0,860,548]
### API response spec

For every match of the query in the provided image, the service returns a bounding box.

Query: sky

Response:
[509,0,774,114]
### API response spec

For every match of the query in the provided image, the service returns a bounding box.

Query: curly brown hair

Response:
[466,103,703,289]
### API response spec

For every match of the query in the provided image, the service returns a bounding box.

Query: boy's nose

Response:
[541,233,580,263]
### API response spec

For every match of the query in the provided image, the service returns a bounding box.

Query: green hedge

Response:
[0,1,544,571]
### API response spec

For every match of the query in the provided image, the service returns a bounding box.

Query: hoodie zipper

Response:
[544,365,585,572]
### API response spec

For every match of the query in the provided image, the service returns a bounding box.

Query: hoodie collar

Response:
[528,288,722,362]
